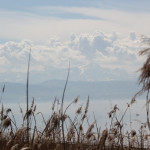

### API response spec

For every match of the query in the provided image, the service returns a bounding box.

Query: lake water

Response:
[2,98,148,132]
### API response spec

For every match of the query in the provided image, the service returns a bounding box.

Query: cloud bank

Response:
[0,32,145,83]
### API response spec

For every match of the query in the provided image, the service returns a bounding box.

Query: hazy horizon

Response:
[0,79,143,104]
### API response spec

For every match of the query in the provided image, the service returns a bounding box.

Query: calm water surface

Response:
[3,99,147,131]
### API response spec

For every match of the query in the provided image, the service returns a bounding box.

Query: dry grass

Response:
[0,96,150,150]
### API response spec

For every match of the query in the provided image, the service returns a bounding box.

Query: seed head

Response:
[3,118,11,128]
[73,96,79,104]
[131,130,136,137]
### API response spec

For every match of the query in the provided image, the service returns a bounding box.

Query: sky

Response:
[0,0,150,83]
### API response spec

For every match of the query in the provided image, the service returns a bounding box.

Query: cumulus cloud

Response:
[0,31,145,83]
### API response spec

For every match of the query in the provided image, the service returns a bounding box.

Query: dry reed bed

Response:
[0,96,150,150]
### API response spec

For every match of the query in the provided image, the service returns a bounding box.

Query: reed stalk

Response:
[26,48,31,145]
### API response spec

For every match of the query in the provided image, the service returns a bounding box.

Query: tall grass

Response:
[0,92,150,150]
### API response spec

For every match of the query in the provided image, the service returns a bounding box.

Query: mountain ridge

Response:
[0,80,142,103]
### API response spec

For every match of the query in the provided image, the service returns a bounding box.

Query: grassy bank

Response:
[0,95,150,150]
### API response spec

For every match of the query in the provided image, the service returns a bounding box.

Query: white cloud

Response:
[0,6,150,42]
[0,31,145,82]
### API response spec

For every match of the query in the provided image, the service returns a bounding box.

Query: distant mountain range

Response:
[0,80,143,103]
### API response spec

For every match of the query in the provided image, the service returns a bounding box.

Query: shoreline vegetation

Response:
[1,89,150,150]
[1,40,150,150]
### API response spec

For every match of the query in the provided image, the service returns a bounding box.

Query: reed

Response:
[0,95,150,149]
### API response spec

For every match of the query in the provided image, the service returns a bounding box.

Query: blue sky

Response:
[0,0,149,83]
[1,0,150,12]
